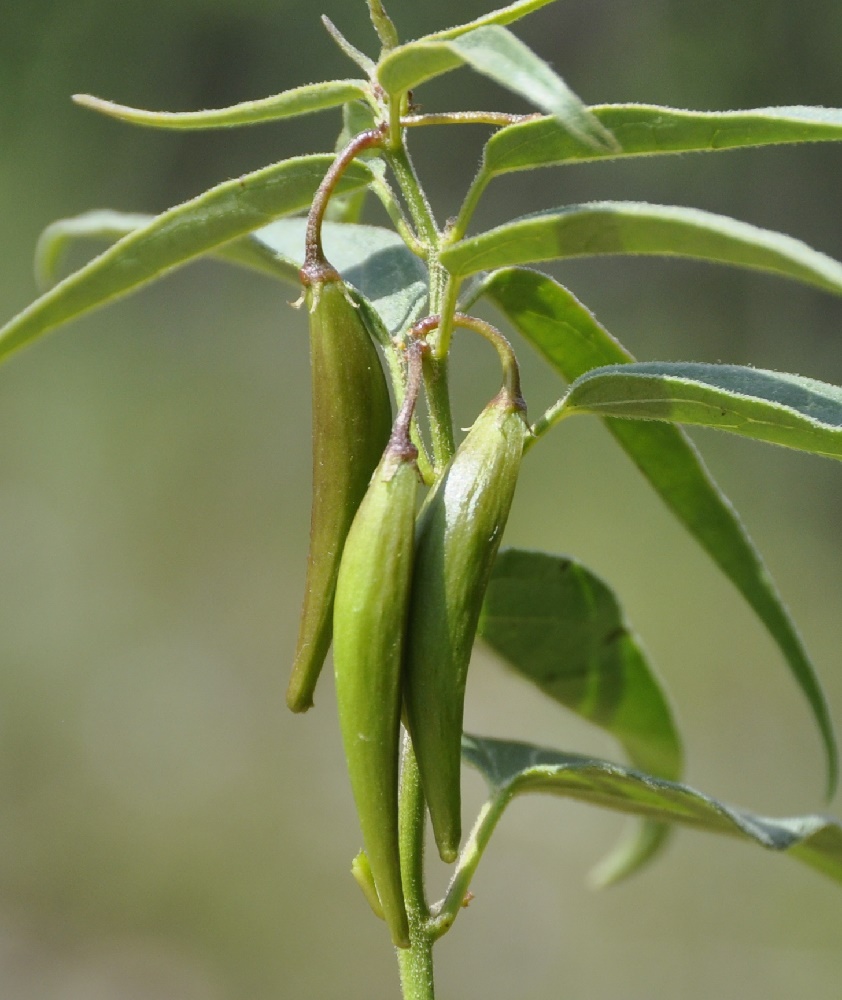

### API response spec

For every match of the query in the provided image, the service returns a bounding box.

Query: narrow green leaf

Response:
[479,267,837,797]
[35,211,154,290]
[421,0,561,40]
[441,202,842,297]
[482,104,842,176]
[562,362,842,459]
[36,209,304,287]
[462,735,842,885]
[73,79,369,130]
[378,27,614,151]
[0,155,373,364]
[37,213,427,342]
[478,547,683,884]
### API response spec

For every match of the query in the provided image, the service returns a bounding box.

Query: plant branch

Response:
[402,111,540,129]
[429,788,514,940]
[397,732,436,1000]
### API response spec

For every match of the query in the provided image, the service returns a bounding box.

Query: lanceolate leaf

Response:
[378,27,615,151]
[440,202,842,296]
[421,0,561,40]
[481,104,842,177]
[462,735,842,885]
[35,210,306,286]
[560,362,842,460]
[479,267,837,796]
[73,79,369,130]
[478,547,683,884]
[0,155,373,364]
[36,214,427,341]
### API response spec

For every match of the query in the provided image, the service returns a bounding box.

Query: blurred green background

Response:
[1,1,841,997]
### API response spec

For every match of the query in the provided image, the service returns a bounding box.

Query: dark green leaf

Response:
[562,362,842,460]
[478,547,682,884]
[479,267,837,797]
[0,155,373,364]
[462,735,842,885]
[440,202,842,298]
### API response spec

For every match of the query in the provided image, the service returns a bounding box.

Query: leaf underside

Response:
[563,361,842,460]
[378,26,613,151]
[0,155,374,365]
[35,214,428,342]
[479,547,683,884]
[480,267,837,797]
[463,734,842,886]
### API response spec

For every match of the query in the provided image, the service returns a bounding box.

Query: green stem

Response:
[402,111,538,129]
[450,166,492,244]
[396,932,436,1000]
[525,394,570,452]
[397,733,436,1000]
[429,789,514,940]
[368,174,426,257]
[385,144,438,245]
[385,132,456,469]
[422,352,456,469]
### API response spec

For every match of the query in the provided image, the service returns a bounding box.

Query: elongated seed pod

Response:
[286,273,392,713]
[403,388,528,862]
[333,434,418,948]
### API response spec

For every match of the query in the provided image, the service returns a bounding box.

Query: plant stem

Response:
[396,932,436,1000]
[430,790,514,941]
[385,134,456,469]
[397,733,436,1000]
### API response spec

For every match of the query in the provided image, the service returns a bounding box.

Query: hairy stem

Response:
[303,126,386,272]
[397,733,436,1000]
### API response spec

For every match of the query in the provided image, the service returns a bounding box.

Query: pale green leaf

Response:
[482,103,842,176]
[441,202,842,297]
[36,209,303,287]
[479,267,837,797]
[421,0,561,40]
[73,79,369,130]
[378,26,614,150]
[478,547,683,884]
[562,361,842,459]
[0,154,373,364]
[249,219,429,337]
[36,213,427,341]
[462,734,842,885]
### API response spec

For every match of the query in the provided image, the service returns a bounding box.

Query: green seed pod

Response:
[403,388,528,863]
[332,435,418,949]
[286,273,392,713]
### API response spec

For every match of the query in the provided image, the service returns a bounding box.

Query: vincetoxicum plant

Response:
[3,0,842,995]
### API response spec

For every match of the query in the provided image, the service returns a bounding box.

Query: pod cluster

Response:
[287,276,528,946]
